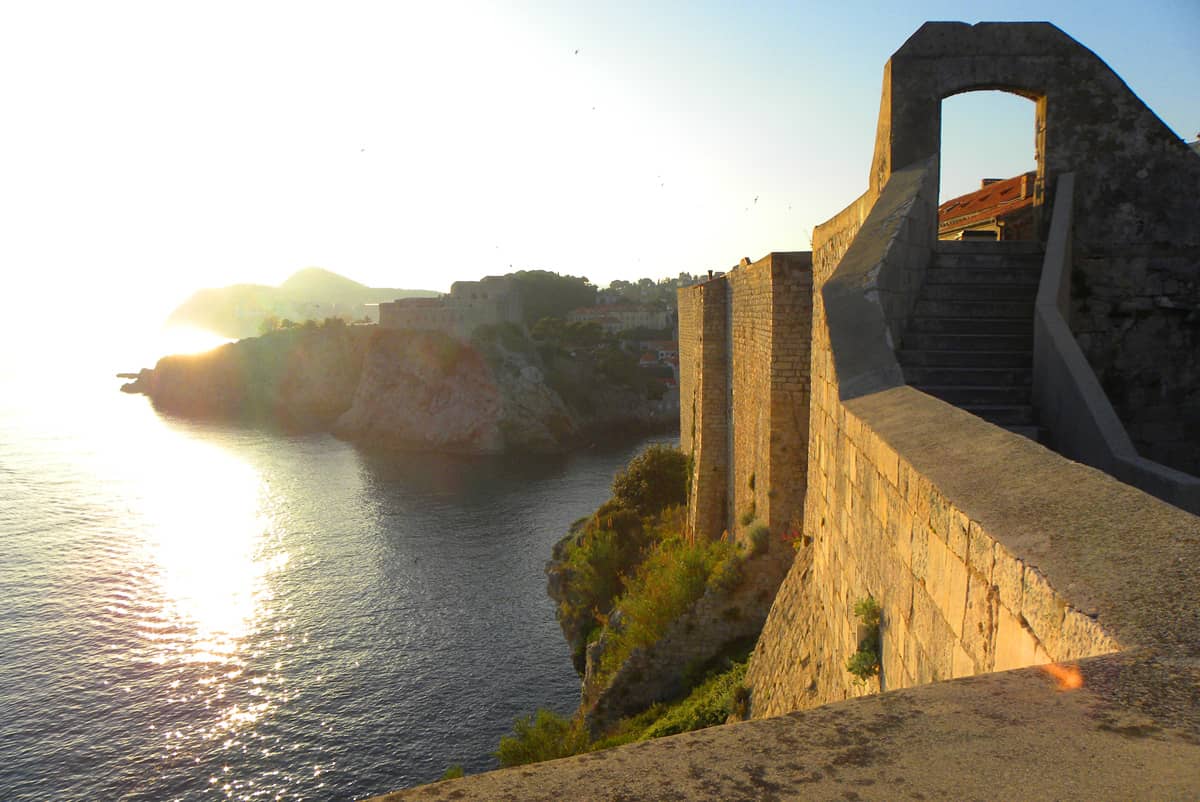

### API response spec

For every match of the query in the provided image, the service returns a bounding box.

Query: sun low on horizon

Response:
[1,1,1196,357]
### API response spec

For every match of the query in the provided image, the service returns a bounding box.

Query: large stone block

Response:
[967,521,995,583]
[947,509,970,562]
[910,520,930,583]
[962,568,997,671]
[951,641,976,679]
[993,605,1044,672]
[925,526,950,613]
[992,542,1024,612]
[1021,566,1067,659]
[938,552,970,640]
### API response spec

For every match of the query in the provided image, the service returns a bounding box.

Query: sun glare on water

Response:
[133,434,282,666]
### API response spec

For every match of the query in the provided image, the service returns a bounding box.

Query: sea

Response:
[0,322,671,801]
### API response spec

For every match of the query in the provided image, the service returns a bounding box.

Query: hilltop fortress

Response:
[376,22,1200,800]
[378,275,523,339]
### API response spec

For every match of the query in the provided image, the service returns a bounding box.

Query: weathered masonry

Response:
[678,252,813,555]
[747,19,1200,709]
[373,22,1200,802]
[378,276,522,339]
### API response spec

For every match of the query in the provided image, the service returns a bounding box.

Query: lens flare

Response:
[1040,662,1083,691]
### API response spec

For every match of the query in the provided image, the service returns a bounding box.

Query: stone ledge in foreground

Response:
[367,651,1200,802]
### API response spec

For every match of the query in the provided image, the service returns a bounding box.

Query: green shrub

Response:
[500,655,753,767]
[854,596,882,629]
[846,649,880,681]
[747,523,770,557]
[555,504,658,666]
[439,764,464,781]
[706,551,744,594]
[846,596,882,682]
[562,528,629,620]
[594,506,644,541]
[598,536,739,680]
[589,704,668,751]
[496,710,590,767]
[638,660,748,739]
[612,445,689,516]
[738,501,757,527]
[730,683,751,720]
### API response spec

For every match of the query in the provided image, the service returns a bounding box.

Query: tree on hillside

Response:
[511,270,597,325]
[602,273,700,310]
[611,444,689,516]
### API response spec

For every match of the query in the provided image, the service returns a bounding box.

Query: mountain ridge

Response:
[167,267,438,338]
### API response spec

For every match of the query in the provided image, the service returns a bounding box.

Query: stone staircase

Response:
[898,240,1045,440]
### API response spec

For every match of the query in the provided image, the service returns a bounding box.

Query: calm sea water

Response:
[0,330,671,800]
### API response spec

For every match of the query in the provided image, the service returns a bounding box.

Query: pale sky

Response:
[1,1,1196,337]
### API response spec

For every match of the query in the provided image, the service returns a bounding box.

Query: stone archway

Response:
[863,21,1200,475]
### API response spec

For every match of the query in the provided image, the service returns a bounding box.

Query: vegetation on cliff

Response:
[502,445,760,772]
[495,653,750,769]
[123,317,374,428]
[124,321,677,450]
[548,445,692,670]
[592,531,741,685]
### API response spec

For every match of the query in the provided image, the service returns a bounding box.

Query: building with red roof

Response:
[937,171,1037,241]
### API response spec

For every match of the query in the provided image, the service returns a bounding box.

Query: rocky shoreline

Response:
[122,324,678,453]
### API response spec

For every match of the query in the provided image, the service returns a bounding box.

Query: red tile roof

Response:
[938,172,1036,234]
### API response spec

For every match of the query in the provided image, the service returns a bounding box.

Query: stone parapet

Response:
[371,654,1200,802]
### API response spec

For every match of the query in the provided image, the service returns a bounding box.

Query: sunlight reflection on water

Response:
[0,322,668,800]
[136,440,278,662]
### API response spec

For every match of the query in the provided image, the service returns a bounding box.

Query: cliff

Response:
[122,324,678,452]
[331,329,577,453]
[122,321,373,429]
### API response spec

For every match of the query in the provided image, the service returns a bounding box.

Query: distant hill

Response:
[167,267,438,338]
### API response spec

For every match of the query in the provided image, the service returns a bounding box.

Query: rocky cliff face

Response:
[123,323,373,428]
[123,325,677,452]
[331,330,577,453]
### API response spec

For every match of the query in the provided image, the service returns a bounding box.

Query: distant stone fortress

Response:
[379,274,675,339]
[378,276,522,338]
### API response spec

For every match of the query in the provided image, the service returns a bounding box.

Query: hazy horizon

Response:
[2,2,1196,340]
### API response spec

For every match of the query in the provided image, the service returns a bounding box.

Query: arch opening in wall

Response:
[937,90,1042,242]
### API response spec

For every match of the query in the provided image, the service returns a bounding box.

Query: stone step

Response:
[906,317,1031,336]
[935,240,1044,255]
[896,349,1031,367]
[920,282,1039,300]
[923,266,1042,285]
[961,404,1037,425]
[913,298,1034,318]
[1003,424,1045,442]
[914,384,1032,405]
[903,366,1032,386]
[931,253,1045,270]
[901,332,1033,351]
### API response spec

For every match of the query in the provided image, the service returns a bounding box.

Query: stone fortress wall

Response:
[378,275,522,339]
[679,252,812,557]
[745,159,1122,714]
[739,20,1200,711]
[373,22,1200,801]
